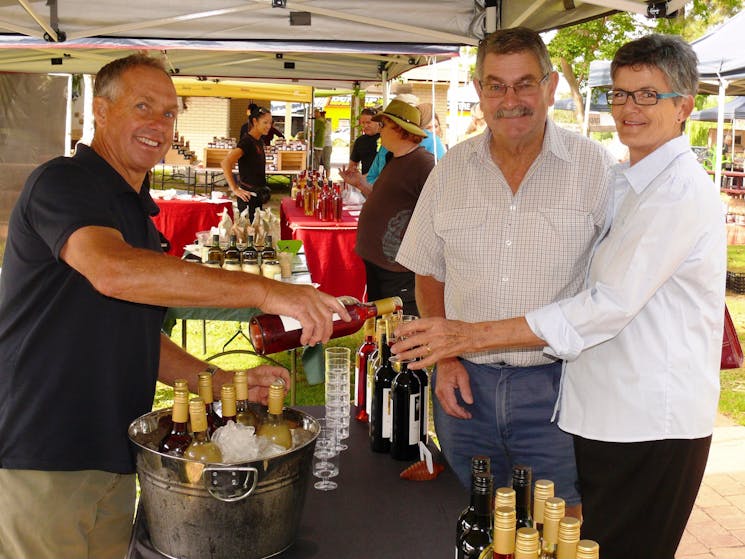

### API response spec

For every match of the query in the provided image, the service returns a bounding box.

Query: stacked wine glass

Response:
[324,347,351,452]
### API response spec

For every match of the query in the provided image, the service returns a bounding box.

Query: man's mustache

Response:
[494,106,534,118]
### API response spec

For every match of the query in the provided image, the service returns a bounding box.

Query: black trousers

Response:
[574,434,712,559]
[237,196,262,223]
[363,260,418,316]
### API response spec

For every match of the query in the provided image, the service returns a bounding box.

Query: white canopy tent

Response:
[0,0,688,86]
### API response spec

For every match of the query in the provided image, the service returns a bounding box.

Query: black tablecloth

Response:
[128,406,466,559]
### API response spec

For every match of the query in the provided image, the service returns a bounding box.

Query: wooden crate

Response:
[277,150,307,172]
[204,147,231,168]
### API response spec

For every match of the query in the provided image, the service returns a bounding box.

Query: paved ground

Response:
[677,414,745,558]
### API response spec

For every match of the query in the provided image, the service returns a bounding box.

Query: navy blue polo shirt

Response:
[0,144,165,474]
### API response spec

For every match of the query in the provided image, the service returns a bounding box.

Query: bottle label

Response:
[366,371,374,416]
[409,393,421,445]
[421,384,429,443]
[382,388,392,439]
[354,364,361,407]
[279,313,341,333]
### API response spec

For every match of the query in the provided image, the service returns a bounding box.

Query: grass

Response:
[155,319,364,410]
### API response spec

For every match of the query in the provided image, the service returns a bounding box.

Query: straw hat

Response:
[373,99,427,137]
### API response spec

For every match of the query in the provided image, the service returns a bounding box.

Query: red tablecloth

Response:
[151,197,233,256]
[280,197,366,300]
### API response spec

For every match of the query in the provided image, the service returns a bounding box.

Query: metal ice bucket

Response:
[128,406,319,559]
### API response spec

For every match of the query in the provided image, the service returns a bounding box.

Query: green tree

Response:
[548,0,743,121]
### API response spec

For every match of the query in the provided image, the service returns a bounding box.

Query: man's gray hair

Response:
[611,34,699,97]
[93,54,169,101]
[475,27,553,81]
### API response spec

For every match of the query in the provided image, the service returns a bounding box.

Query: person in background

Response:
[222,104,273,222]
[345,102,445,193]
[460,101,487,141]
[417,103,447,161]
[395,28,614,517]
[347,99,434,316]
[434,112,448,149]
[321,110,333,173]
[347,107,381,176]
[394,34,723,559]
[263,123,285,146]
[312,108,326,171]
[0,54,349,559]
[239,102,258,140]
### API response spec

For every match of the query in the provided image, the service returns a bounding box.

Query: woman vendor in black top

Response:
[221,105,273,221]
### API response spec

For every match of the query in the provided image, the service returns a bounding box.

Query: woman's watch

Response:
[203,364,220,377]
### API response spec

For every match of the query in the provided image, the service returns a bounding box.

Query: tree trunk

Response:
[559,57,585,124]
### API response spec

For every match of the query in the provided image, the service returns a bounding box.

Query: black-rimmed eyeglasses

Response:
[605,89,682,106]
[478,73,549,99]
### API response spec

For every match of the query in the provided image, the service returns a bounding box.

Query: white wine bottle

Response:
[184,398,223,464]
[233,370,260,428]
[257,378,292,449]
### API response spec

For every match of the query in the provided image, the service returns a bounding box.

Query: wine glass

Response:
[313,419,340,491]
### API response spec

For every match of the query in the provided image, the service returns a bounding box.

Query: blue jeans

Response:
[432,359,580,505]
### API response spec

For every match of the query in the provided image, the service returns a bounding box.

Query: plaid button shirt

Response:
[397,120,615,366]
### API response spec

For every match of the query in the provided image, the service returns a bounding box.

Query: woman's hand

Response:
[232,186,256,203]
[339,165,363,187]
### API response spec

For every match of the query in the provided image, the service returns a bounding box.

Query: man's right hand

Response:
[435,358,473,419]
[259,282,350,347]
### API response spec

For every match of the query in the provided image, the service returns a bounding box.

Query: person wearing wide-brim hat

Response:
[341,98,435,316]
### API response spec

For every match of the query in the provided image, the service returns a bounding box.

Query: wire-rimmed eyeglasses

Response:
[478,73,549,99]
[605,89,682,106]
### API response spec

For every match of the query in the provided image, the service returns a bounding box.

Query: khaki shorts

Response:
[0,469,136,559]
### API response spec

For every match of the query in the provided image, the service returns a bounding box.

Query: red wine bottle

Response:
[249,296,402,355]
[369,321,396,453]
[457,456,492,545]
[390,358,421,461]
[512,465,533,531]
[354,317,376,422]
[158,390,192,456]
[456,473,493,559]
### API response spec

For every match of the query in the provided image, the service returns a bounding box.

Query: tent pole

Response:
[582,85,592,137]
[715,78,728,189]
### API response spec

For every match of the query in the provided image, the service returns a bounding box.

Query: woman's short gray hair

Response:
[611,34,699,97]
[475,27,553,81]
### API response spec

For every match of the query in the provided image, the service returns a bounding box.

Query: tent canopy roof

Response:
[0,0,685,87]
[690,97,745,122]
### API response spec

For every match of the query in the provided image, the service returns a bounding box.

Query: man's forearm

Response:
[415,274,446,318]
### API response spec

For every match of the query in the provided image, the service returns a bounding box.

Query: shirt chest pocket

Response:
[433,207,489,272]
[527,209,596,263]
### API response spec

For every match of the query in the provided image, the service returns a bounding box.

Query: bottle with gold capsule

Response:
[491,506,516,559]
[184,398,223,464]
[495,486,516,510]
[233,370,260,428]
[257,378,292,449]
[532,479,554,541]
[515,527,540,559]
[575,540,599,559]
[173,378,189,393]
[158,390,192,456]
[556,516,580,559]
[197,372,224,434]
[249,296,402,355]
[540,497,565,559]
[220,384,237,424]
